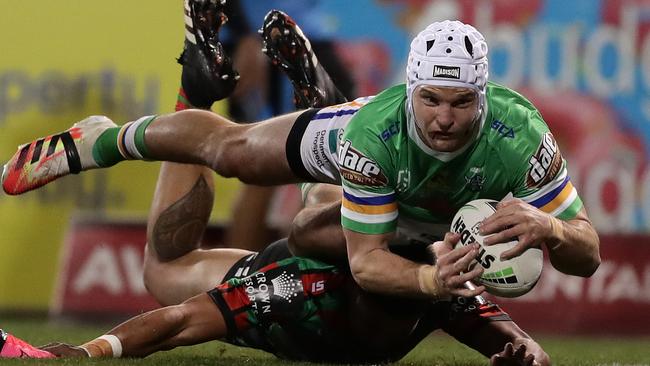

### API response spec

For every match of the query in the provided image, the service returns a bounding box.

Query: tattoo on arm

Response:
[151,177,213,261]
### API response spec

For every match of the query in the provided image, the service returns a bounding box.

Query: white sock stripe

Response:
[183,0,191,12]
[97,335,122,358]
[123,116,153,160]
[123,122,142,159]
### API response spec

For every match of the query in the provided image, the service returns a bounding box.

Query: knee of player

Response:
[163,305,188,325]
[288,217,309,253]
[142,247,162,293]
[206,137,248,179]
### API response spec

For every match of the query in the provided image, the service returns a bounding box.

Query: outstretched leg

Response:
[35,292,225,358]
[143,0,254,306]
[225,9,351,250]
[0,105,307,195]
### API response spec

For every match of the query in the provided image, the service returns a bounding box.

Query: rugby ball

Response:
[450,199,543,298]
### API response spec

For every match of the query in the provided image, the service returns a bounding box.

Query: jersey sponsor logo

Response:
[527,132,563,187]
[243,263,304,321]
[378,121,400,141]
[311,129,328,169]
[432,65,461,79]
[338,140,388,186]
[490,120,515,138]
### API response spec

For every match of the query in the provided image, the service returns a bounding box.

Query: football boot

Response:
[260,10,347,109]
[179,0,240,108]
[0,329,56,358]
[2,116,115,195]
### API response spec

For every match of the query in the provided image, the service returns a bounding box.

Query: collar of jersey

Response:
[406,100,487,162]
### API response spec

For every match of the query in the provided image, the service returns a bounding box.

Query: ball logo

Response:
[527,133,562,187]
[452,216,496,269]
[338,140,388,186]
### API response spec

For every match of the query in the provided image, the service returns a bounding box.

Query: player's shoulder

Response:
[483,82,552,156]
[482,82,565,190]
[338,85,406,188]
[346,84,407,137]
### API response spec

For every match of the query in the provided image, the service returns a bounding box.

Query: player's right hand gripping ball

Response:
[450,199,543,298]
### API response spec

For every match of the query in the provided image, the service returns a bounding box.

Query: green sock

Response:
[92,127,123,167]
[92,115,157,167]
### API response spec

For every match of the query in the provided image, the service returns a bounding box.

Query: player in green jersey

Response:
[0,10,550,360]
[2,11,599,302]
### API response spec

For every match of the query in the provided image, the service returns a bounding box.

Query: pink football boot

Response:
[0,329,56,358]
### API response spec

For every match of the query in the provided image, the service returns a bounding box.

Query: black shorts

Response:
[208,241,512,363]
[207,239,350,361]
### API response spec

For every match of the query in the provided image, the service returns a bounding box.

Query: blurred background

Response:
[1,0,649,337]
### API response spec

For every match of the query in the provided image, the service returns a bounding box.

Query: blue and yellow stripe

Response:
[341,187,398,234]
[527,175,579,216]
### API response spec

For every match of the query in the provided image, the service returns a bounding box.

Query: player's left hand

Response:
[490,342,537,366]
[39,343,88,357]
[479,198,554,260]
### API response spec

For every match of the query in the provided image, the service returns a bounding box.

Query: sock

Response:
[92,115,157,167]
[175,87,193,112]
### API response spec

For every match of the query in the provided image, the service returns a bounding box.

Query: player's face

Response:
[412,86,480,152]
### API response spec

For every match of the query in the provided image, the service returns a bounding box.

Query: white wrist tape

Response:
[97,335,123,358]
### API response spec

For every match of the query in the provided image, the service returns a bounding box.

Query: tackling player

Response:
[2,2,599,302]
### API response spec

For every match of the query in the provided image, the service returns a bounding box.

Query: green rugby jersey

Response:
[339,82,582,239]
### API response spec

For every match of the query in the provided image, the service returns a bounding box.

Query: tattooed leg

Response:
[143,163,252,306]
[147,164,214,262]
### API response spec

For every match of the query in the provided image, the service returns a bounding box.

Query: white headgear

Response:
[406,20,489,127]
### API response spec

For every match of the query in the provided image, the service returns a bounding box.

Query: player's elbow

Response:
[581,251,601,277]
[288,212,313,256]
[576,241,601,277]
[551,250,601,277]
[349,256,376,292]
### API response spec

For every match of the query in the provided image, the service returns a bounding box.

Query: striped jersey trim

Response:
[523,172,580,217]
[342,199,397,215]
[521,169,567,202]
[341,186,398,233]
[341,207,398,225]
[343,191,395,205]
[311,97,371,121]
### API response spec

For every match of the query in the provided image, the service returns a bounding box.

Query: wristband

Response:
[549,217,565,251]
[418,265,440,298]
[80,335,122,358]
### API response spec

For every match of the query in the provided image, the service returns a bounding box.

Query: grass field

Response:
[2,317,649,365]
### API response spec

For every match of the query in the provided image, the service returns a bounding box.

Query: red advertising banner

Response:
[492,235,650,335]
[52,220,650,334]
[51,219,160,318]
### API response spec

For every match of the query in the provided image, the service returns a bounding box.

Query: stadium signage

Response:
[494,235,650,334]
[51,220,161,317]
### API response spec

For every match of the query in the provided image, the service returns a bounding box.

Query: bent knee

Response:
[143,247,166,296]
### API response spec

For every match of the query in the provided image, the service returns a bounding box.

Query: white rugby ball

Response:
[450,199,543,298]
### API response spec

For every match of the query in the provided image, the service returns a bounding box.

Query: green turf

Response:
[2,317,649,365]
